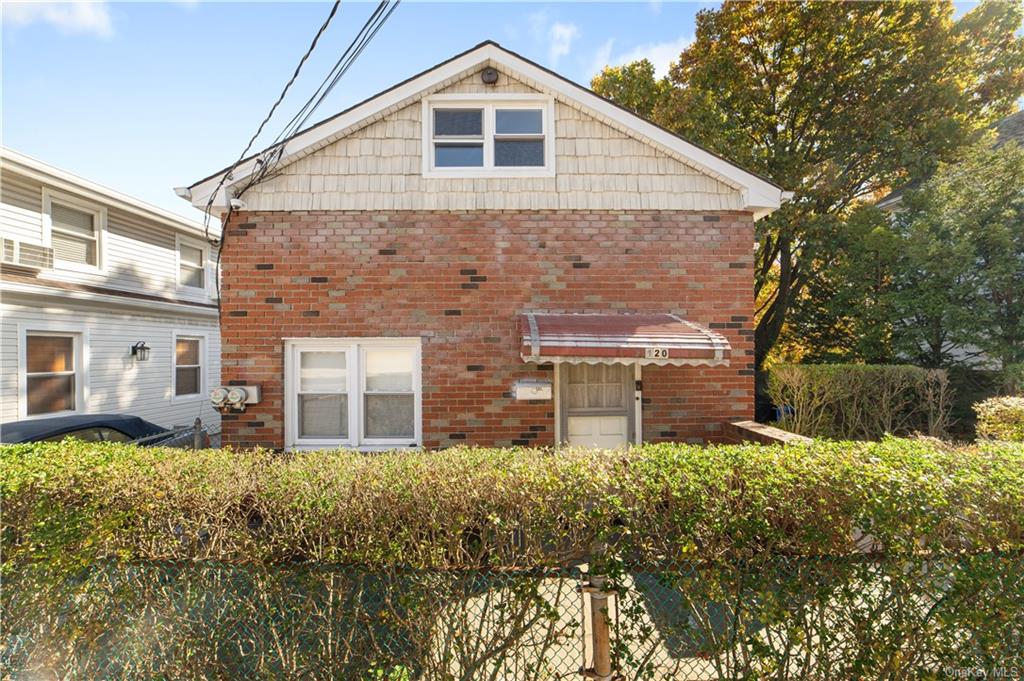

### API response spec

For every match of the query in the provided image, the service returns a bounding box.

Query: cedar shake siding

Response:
[241,66,744,213]
[218,210,755,449]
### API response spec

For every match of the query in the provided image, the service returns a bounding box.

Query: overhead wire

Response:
[201,0,342,246]
[198,0,400,304]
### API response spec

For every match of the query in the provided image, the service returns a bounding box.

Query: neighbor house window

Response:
[177,238,207,289]
[285,338,421,449]
[25,333,79,415]
[424,97,553,175]
[174,336,203,397]
[46,195,103,270]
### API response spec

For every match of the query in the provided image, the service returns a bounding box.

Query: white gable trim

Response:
[183,42,790,217]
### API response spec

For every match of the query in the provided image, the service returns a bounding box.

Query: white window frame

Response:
[171,331,207,403]
[284,337,422,451]
[42,188,106,273]
[175,234,210,292]
[18,323,89,419]
[421,94,556,178]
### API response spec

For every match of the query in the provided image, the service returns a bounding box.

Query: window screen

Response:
[175,338,202,396]
[26,334,76,415]
[50,202,98,266]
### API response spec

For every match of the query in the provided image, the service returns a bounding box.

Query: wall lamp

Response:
[131,341,151,361]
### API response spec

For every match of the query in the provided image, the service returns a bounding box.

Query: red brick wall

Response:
[218,210,755,449]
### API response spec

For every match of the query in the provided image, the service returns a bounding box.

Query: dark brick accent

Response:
[444,309,462,316]
[255,263,274,270]
[218,209,756,449]
[378,248,397,255]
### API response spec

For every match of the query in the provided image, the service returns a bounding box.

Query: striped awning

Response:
[519,313,731,366]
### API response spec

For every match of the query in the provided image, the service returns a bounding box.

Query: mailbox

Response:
[513,379,553,401]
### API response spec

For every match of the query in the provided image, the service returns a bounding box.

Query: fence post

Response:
[581,573,615,680]
[192,417,203,450]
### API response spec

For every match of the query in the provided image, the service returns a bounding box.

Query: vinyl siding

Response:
[0,170,44,245]
[242,64,745,212]
[1,168,217,306]
[1,295,221,429]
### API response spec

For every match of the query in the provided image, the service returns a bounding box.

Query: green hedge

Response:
[3,438,1022,569]
[766,364,952,439]
[975,396,1024,442]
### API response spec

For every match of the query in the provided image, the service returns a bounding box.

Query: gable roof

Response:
[2,147,214,239]
[180,41,790,217]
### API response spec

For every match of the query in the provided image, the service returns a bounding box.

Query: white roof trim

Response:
[183,42,790,217]
[1,280,219,318]
[1,147,217,240]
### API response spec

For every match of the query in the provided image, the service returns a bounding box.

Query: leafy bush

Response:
[766,364,952,439]
[975,396,1024,442]
[3,440,1023,679]
[1003,362,1024,395]
[3,438,1022,570]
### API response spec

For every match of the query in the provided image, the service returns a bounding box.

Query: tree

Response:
[892,136,1024,368]
[774,206,900,365]
[591,0,1024,368]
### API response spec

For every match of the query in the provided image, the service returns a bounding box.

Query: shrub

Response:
[975,396,1024,442]
[1003,362,1024,395]
[2,438,1021,570]
[766,364,952,439]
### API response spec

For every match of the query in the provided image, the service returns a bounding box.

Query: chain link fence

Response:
[3,553,1022,679]
[130,417,222,449]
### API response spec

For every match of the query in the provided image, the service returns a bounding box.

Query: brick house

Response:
[178,42,790,451]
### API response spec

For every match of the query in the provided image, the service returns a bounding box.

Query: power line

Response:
[201,0,341,243]
[201,0,401,304]
[242,0,400,191]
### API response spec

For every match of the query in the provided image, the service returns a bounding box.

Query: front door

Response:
[560,363,633,448]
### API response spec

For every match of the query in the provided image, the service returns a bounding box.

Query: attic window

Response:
[423,96,554,177]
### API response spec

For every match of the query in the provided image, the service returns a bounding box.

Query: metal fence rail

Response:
[130,417,222,449]
[2,554,1021,680]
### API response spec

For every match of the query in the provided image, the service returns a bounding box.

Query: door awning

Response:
[519,313,731,366]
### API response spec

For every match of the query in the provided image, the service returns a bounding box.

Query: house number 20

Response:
[645,347,670,359]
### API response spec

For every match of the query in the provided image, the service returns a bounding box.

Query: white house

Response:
[0,148,221,431]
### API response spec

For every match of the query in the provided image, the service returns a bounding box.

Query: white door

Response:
[567,415,629,448]
[561,364,632,448]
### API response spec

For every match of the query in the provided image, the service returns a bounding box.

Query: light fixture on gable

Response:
[481,67,499,85]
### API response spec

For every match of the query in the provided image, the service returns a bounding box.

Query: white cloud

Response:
[3,1,114,38]
[589,35,693,79]
[548,22,579,66]
[525,10,579,66]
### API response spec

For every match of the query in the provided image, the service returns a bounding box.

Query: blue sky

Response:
[2,1,981,221]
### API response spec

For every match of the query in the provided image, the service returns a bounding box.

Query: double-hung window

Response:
[177,237,207,290]
[424,96,554,176]
[24,332,81,416]
[285,338,421,449]
[173,335,204,398]
[44,191,104,271]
